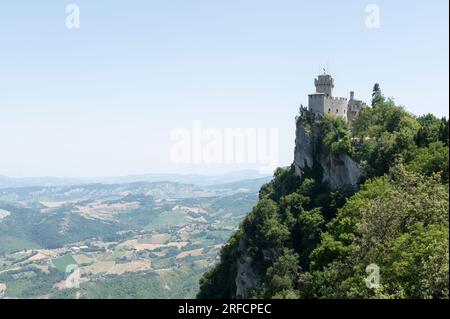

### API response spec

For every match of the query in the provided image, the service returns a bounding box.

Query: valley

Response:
[0,178,269,298]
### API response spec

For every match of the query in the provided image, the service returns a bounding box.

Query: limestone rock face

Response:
[235,236,259,299]
[294,122,314,177]
[294,120,363,190]
[321,153,362,189]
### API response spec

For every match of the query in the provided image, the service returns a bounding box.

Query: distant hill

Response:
[94,170,271,186]
[0,175,88,189]
[207,177,272,193]
[0,170,271,189]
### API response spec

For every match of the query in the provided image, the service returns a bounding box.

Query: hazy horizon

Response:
[0,168,271,180]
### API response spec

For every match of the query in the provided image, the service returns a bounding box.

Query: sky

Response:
[0,0,448,178]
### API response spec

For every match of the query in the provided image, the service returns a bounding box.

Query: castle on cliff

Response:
[308,72,366,122]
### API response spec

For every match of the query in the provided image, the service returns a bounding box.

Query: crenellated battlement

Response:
[326,96,348,101]
[307,73,366,122]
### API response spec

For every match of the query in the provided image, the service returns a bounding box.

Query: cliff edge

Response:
[294,118,363,190]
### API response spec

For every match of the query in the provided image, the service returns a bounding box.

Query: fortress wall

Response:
[324,97,348,121]
[347,100,365,122]
[308,94,325,115]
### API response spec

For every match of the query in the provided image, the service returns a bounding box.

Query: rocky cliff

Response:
[294,120,363,190]
[235,236,259,298]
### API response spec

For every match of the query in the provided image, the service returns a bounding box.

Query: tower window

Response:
[336,109,339,113]
[328,108,331,113]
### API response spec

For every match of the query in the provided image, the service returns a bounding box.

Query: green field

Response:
[52,255,78,272]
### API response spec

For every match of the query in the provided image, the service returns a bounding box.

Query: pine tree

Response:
[371,83,384,107]
[438,117,449,145]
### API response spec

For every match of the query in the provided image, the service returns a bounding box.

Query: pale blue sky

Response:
[0,1,448,178]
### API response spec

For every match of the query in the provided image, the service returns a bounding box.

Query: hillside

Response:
[197,90,449,299]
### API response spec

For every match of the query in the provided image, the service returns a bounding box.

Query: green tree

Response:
[438,117,449,145]
[407,141,449,182]
[307,166,449,298]
[371,83,384,107]
[297,208,325,269]
[261,249,300,298]
[243,199,290,251]
[320,114,352,155]
[415,113,441,147]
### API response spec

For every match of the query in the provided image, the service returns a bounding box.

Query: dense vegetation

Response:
[198,86,449,299]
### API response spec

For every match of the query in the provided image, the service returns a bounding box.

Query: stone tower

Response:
[307,73,366,122]
[314,73,334,97]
